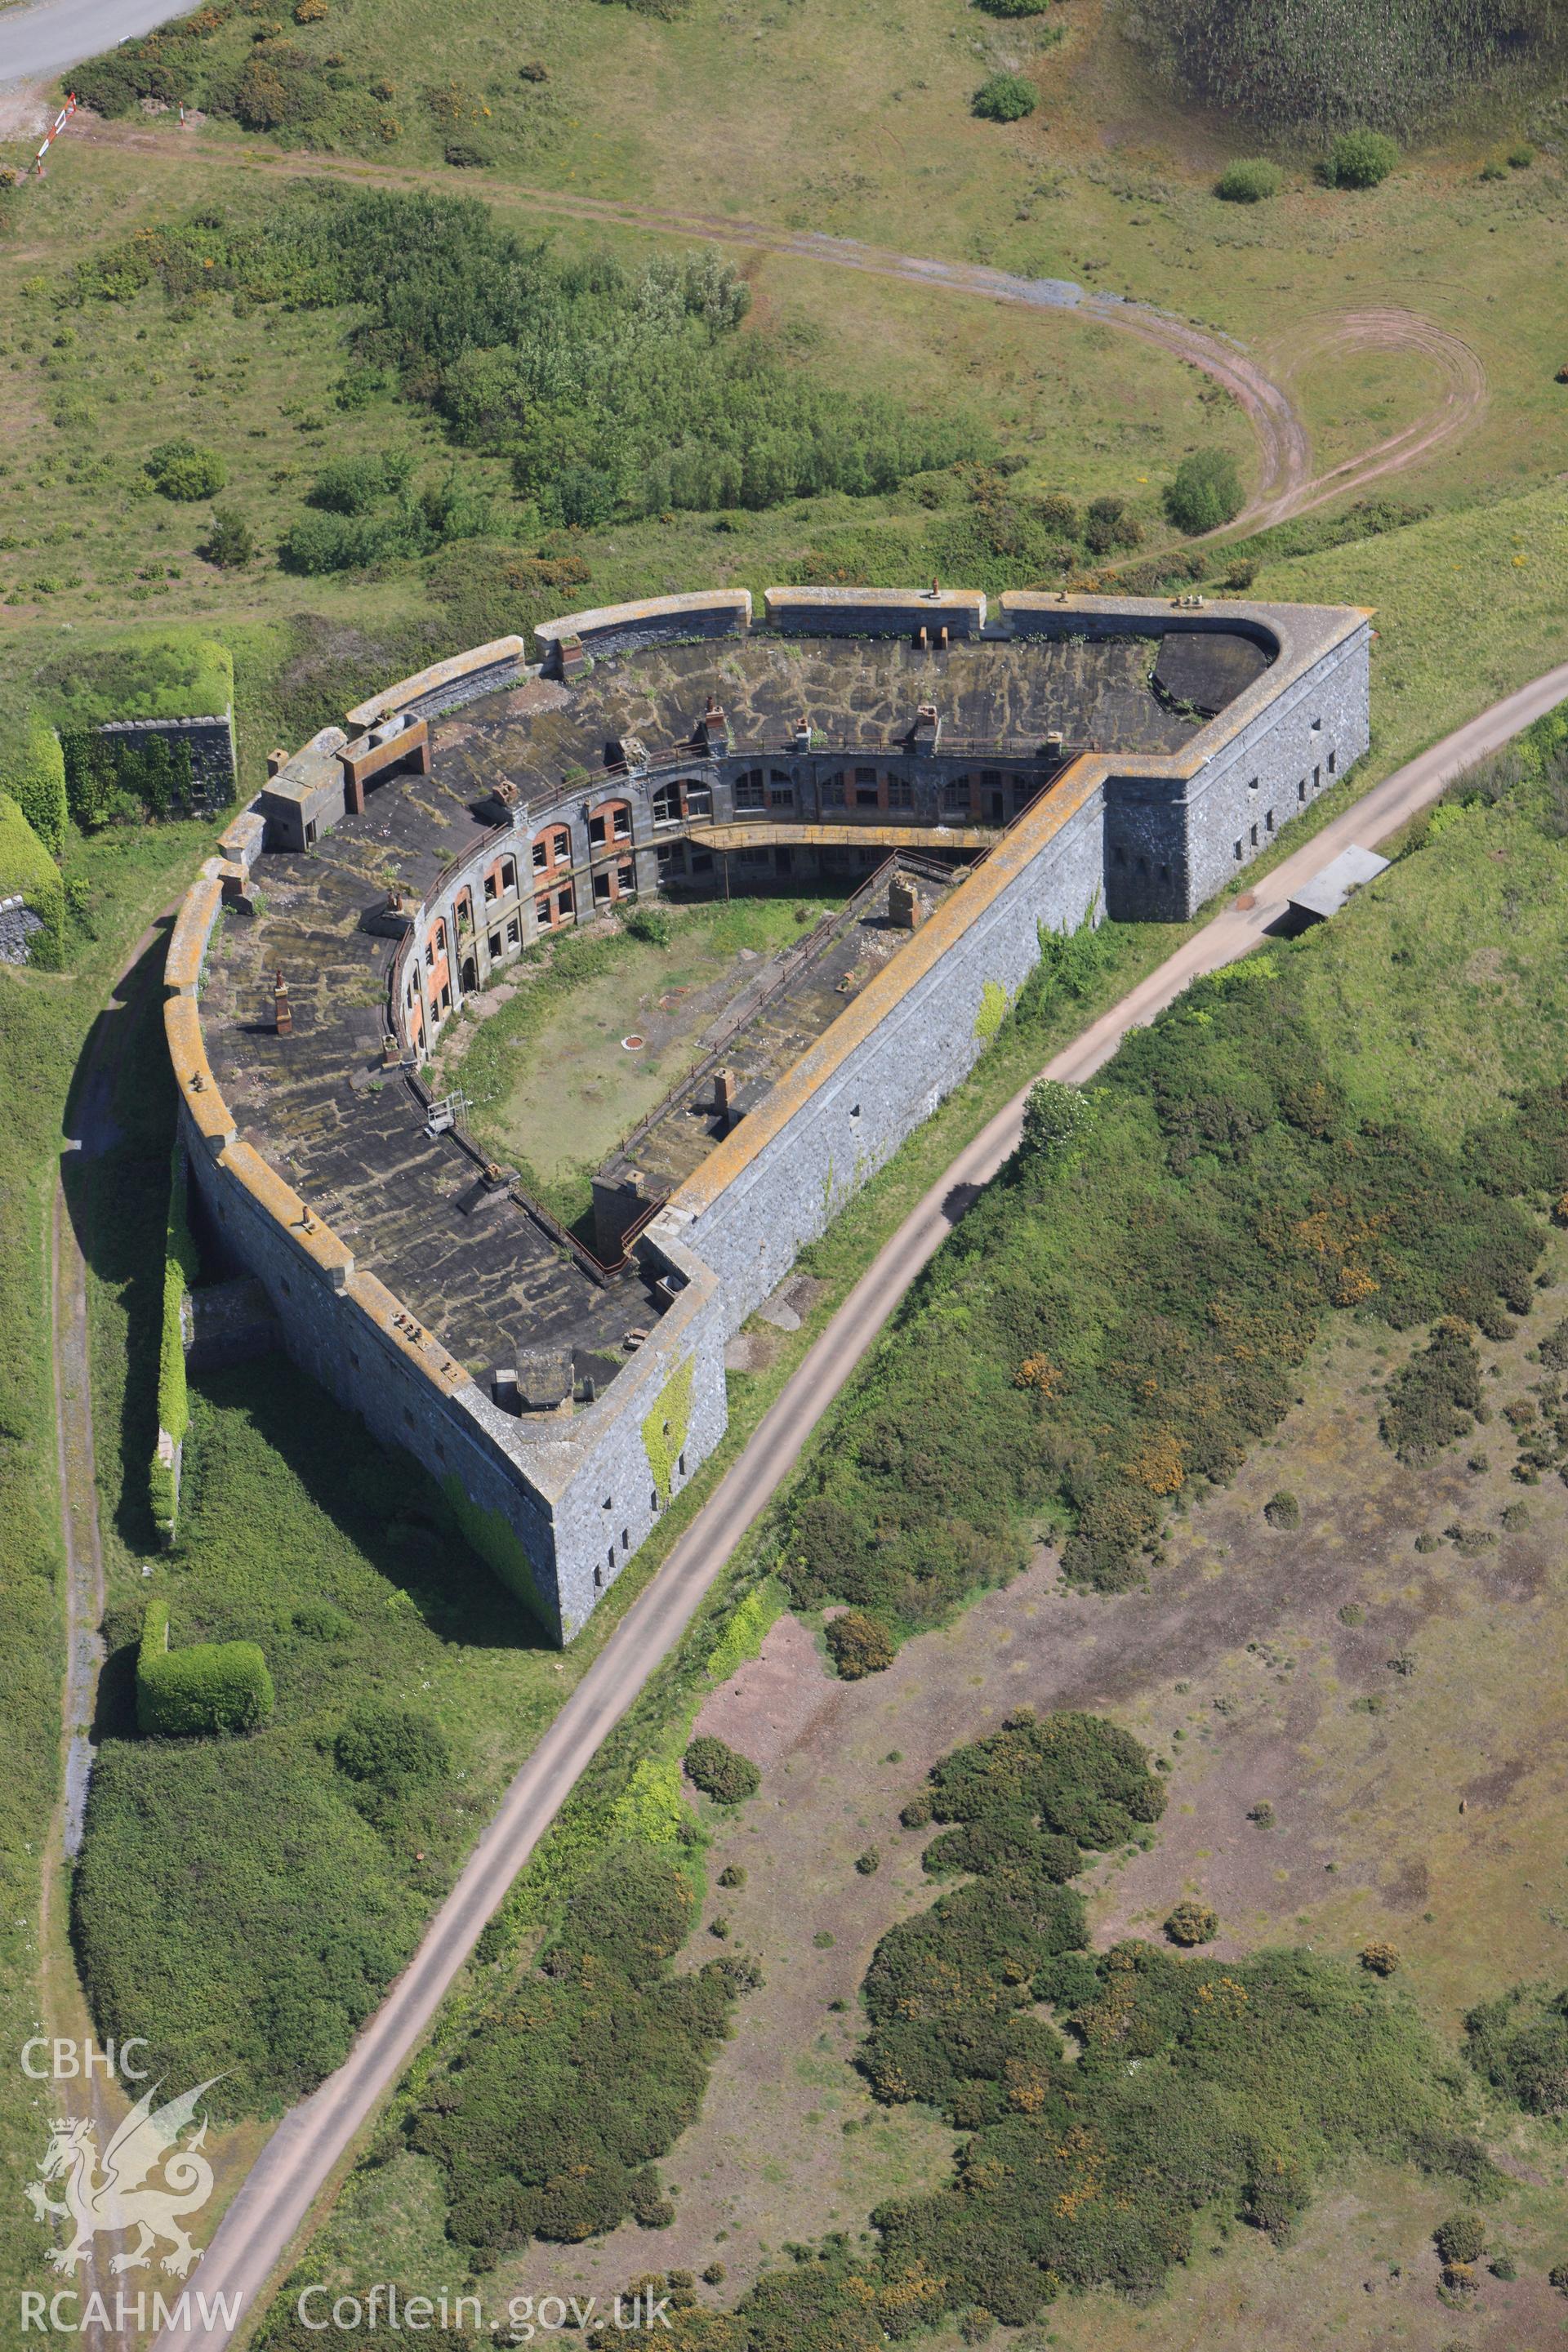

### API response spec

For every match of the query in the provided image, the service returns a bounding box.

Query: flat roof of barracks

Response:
[195,591,1347,1379]
[432,622,1228,803]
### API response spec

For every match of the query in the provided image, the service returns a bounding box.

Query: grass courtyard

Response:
[449,891,848,1227]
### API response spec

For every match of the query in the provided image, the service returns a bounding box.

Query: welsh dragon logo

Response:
[25,2077,219,2277]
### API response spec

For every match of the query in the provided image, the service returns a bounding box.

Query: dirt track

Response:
[68,121,1486,532]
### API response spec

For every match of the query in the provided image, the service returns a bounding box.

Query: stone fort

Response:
[164,585,1370,1642]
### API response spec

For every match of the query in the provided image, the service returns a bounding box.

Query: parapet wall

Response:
[534,592,752,673]
[345,638,530,734]
[762,585,987,639]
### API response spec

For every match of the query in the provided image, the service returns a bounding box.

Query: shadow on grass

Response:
[182,1352,552,1655]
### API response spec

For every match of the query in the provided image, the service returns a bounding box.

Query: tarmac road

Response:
[0,0,178,83]
[151,650,1568,2352]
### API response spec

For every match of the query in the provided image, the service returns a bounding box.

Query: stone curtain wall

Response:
[98,714,236,804]
[662,768,1107,1334]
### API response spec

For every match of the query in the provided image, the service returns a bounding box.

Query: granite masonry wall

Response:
[653,759,1107,1329]
[98,713,237,805]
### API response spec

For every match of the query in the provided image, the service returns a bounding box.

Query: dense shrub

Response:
[1164,1899,1218,1945]
[1135,0,1561,137]
[335,1704,451,1796]
[200,506,256,568]
[1465,1983,1568,2113]
[972,73,1039,121]
[841,1717,1472,2319]
[0,709,67,858]
[1381,1317,1481,1464]
[1020,1076,1091,1160]
[308,448,415,513]
[1083,493,1142,553]
[977,0,1054,11]
[1165,445,1245,532]
[278,510,409,574]
[785,942,1543,1631]
[1435,2212,1487,2265]
[135,1599,275,1736]
[1216,158,1281,202]
[145,438,228,500]
[0,791,65,966]
[407,1846,754,2257]
[74,1731,418,2110]
[825,1610,894,1679]
[65,187,985,525]
[1264,1489,1300,1529]
[1325,130,1400,186]
[684,1735,761,1805]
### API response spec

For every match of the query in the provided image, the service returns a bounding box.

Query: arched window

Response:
[733,769,765,813]
[532,825,570,874]
[588,799,632,849]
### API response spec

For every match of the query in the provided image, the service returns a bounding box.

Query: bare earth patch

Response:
[488,1250,1568,2340]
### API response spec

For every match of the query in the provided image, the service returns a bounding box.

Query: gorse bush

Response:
[1381,1317,1481,1463]
[684,1735,761,1805]
[1465,1983,1568,2113]
[308,448,416,514]
[859,1713,1163,2123]
[785,933,1546,1633]
[145,438,228,501]
[825,1609,895,1679]
[406,1845,756,2258]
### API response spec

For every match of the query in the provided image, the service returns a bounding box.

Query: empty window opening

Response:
[1265,808,1274,833]
[685,781,711,817]
[595,1563,603,1588]
[734,769,765,813]
[621,1528,630,1552]
[506,916,520,946]
[488,930,501,957]
[1328,750,1337,773]
[1234,839,1243,862]
[1313,764,1321,790]
[1246,776,1259,795]
[1298,779,1307,803]
[483,870,498,901]
[821,773,846,808]
[1249,823,1258,849]
[678,1453,687,1477]
[653,780,683,826]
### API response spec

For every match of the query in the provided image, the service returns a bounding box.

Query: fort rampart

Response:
[167,586,1370,1640]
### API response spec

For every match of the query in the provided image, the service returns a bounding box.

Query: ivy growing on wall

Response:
[644,1356,695,1507]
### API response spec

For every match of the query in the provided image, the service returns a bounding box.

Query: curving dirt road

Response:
[153,657,1568,2352]
[65,119,1486,535]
